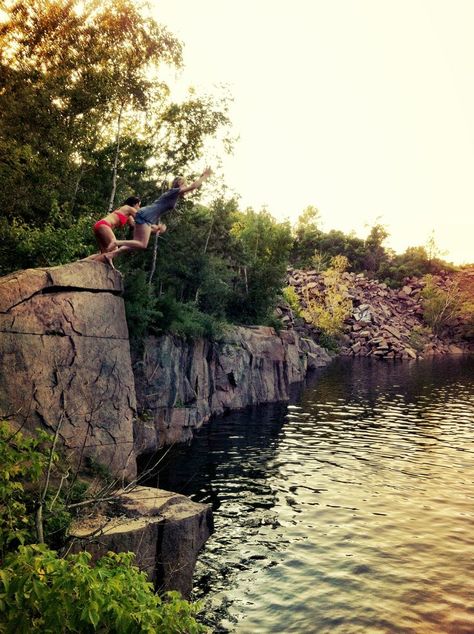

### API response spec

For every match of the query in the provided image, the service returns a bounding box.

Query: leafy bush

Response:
[0,545,206,633]
[301,255,352,339]
[155,295,225,340]
[407,325,432,353]
[123,270,163,343]
[0,424,51,557]
[0,204,95,274]
[0,422,89,558]
[282,286,302,317]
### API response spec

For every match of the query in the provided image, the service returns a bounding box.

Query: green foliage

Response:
[421,275,462,333]
[363,223,389,273]
[302,256,353,339]
[0,424,51,557]
[228,208,293,324]
[291,212,458,288]
[125,202,293,334]
[0,0,231,275]
[154,295,225,340]
[123,270,163,343]
[0,422,88,558]
[290,212,369,272]
[282,286,302,317]
[0,205,95,273]
[0,545,206,633]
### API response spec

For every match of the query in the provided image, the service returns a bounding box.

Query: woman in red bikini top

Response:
[92,196,141,255]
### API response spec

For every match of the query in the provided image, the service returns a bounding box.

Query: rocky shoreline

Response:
[0,261,332,594]
[1,260,471,594]
[286,267,473,360]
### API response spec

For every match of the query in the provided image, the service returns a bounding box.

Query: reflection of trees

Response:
[298,357,473,445]
[303,356,473,407]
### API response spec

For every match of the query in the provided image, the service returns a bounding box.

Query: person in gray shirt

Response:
[102,167,212,264]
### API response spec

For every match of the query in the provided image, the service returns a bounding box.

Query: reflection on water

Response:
[152,357,474,633]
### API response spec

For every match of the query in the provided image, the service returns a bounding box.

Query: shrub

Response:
[421,275,461,333]
[0,422,91,557]
[282,286,301,317]
[154,295,225,340]
[0,423,55,557]
[301,256,352,339]
[407,325,432,353]
[0,204,95,274]
[123,270,163,343]
[0,545,206,633]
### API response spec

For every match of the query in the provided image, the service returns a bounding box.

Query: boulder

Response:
[69,486,213,598]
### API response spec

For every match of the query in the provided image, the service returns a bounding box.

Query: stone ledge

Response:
[70,486,213,598]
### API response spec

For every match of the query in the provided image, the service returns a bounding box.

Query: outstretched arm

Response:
[179,167,212,195]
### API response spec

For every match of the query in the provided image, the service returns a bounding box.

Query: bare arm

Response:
[179,167,212,195]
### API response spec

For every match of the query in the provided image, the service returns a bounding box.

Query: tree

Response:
[301,255,353,346]
[0,0,182,223]
[0,0,232,275]
[291,206,322,267]
[363,222,389,274]
[228,207,293,323]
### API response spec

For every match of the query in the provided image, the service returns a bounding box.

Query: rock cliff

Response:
[0,261,137,480]
[0,261,331,595]
[0,262,332,476]
[133,326,331,455]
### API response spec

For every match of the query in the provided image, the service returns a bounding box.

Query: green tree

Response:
[0,0,182,224]
[0,0,232,275]
[363,222,389,274]
[291,206,322,267]
[228,208,293,323]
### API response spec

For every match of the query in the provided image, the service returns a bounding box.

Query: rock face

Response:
[0,262,137,480]
[133,326,331,454]
[69,486,213,597]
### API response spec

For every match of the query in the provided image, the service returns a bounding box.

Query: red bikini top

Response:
[113,211,128,226]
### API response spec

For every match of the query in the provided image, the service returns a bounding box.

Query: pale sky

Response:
[151,0,474,264]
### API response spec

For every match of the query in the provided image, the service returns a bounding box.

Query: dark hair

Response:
[122,195,141,206]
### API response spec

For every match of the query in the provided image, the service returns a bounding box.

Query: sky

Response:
[151,0,474,264]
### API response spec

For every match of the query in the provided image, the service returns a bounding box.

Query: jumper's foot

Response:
[103,252,116,269]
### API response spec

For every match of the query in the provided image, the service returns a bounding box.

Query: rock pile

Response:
[286,267,473,360]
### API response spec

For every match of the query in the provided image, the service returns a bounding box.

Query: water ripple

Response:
[154,356,474,633]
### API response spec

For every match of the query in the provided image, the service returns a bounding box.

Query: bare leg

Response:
[114,224,151,250]
[94,225,117,253]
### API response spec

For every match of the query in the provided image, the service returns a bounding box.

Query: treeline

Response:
[291,206,457,286]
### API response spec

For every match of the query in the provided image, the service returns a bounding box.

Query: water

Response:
[149,357,474,633]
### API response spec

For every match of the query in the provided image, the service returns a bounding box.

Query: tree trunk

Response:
[108,102,125,212]
[149,232,159,285]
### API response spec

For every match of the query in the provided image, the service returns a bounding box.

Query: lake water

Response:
[152,357,474,633]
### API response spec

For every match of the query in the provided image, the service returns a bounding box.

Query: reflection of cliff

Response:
[0,262,332,479]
